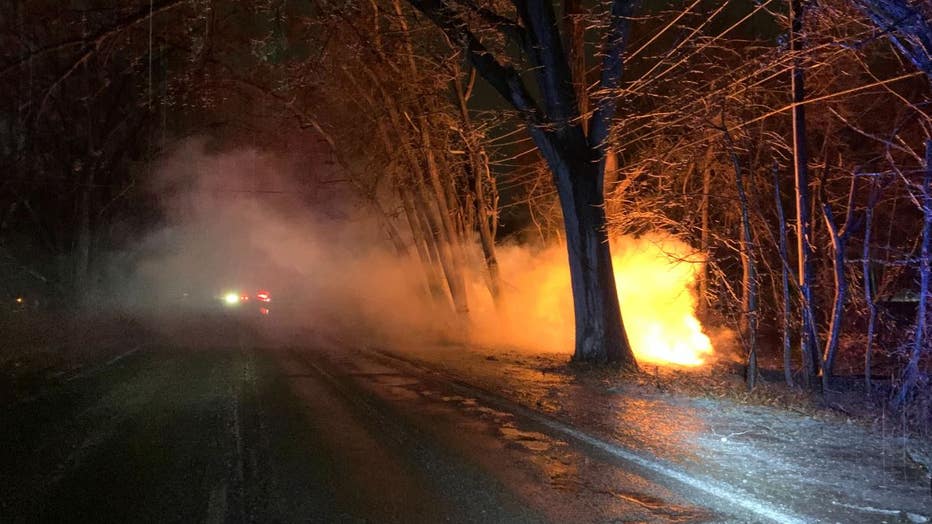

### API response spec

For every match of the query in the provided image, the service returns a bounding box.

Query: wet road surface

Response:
[2,329,780,523]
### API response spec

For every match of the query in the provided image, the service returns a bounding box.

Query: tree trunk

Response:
[698,147,714,318]
[418,114,462,251]
[790,0,819,387]
[474,153,501,303]
[365,78,470,314]
[723,123,757,389]
[417,117,470,311]
[554,156,635,368]
[412,170,469,315]
[564,0,588,131]
[453,64,502,304]
[400,184,447,304]
[863,181,880,395]
[773,163,794,387]
[373,0,470,315]
[821,212,847,390]
[821,176,856,391]
[892,140,932,409]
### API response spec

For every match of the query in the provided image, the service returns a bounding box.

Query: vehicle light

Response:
[223,292,240,305]
[256,290,271,302]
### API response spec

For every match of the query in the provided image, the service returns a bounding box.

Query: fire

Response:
[469,233,714,367]
[611,235,713,366]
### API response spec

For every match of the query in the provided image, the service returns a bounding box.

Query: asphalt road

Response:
[1,321,766,523]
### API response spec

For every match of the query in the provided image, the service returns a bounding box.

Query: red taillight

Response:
[256,290,271,302]
[259,307,270,315]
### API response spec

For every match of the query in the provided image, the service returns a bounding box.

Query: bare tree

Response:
[406,0,638,367]
[720,111,759,389]
[773,162,795,387]
[820,175,859,391]
[451,62,503,305]
[862,179,882,394]
[790,0,820,388]
[892,140,932,409]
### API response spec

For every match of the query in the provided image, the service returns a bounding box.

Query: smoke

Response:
[112,139,454,344]
[118,140,716,366]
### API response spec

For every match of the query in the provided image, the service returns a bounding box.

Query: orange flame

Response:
[469,233,713,367]
[612,236,712,366]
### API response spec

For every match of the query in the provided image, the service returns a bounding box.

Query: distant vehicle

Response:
[9,295,28,313]
[219,288,272,316]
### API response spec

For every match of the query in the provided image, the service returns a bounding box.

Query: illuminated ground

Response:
[1,318,929,523]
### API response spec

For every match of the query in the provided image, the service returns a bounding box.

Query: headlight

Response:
[223,292,240,306]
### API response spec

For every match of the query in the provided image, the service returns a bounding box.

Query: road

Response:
[1,320,786,523]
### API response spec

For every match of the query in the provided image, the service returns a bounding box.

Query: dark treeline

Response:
[1,1,931,412]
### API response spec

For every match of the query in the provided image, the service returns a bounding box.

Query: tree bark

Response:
[556,157,634,366]
[473,151,502,303]
[698,147,714,318]
[863,181,880,395]
[790,0,819,387]
[453,64,502,304]
[412,160,470,314]
[820,176,856,391]
[564,0,588,131]
[722,121,757,389]
[773,163,794,387]
[892,140,932,409]
[400,184,448,304]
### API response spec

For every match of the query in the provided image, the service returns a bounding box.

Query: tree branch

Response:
[2,0,187,77]
[21,0,189,118]
[512,0,579,125]
[406,0,545,126]
[590,0,636,152]
[853,0,932,81]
